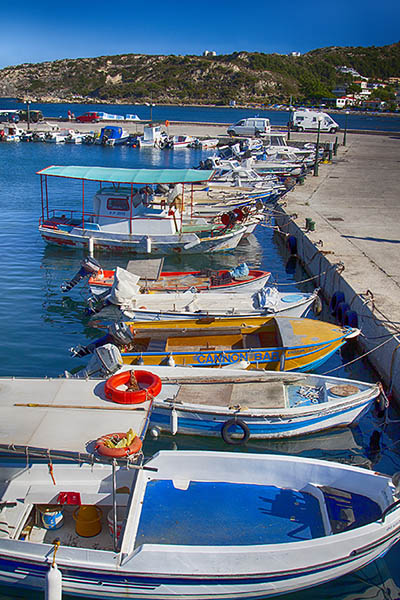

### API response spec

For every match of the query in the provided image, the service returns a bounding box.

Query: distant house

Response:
[336,66,366,79]
[203,50,217,57]
[289,52,301,57]
[360,99,386,110]
[336,96,356,108]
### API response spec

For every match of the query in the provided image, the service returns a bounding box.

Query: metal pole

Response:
[27,101,31,131]
[343,111,349,147]
[313,120,321,177]
[112,459,118,552]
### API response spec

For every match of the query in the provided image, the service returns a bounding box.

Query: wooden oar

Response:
[14,403,147,411]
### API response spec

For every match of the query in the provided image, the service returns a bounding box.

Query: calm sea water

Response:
[0,125,400,599]
[1,98,400,132]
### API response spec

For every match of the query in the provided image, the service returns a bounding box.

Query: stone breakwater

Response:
[274,131,400,404]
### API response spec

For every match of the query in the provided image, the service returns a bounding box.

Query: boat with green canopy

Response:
[37,166,250,255]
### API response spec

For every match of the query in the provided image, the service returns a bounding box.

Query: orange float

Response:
[104,370,162,404]
[95,432,142,458]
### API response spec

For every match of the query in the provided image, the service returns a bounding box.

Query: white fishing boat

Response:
[1,124,24,142]
[90,266,319,322]
[1,450,400,599]
[44,128,75,143]
[166,134,195,148]
[138,125,169,148]
[141,365,382,440]
[65,131,86,144]
[38,166,249,255]
[190,137,219,149]
[84,259,272,296]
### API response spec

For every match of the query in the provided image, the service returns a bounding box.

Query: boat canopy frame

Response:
[37,165,214,232]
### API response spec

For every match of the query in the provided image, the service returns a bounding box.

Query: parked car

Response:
[227,117,271,137]
[0,111,20,123]
[76,112,100,123]
[18,109,43,123]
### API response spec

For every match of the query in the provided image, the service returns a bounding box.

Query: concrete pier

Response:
[274,131,400,402]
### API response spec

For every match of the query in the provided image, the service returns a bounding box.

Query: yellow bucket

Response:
[73,505,102,537]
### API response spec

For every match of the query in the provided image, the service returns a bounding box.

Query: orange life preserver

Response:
[165,120,170,127]
[104,370,162,404]
[95,432,142,457]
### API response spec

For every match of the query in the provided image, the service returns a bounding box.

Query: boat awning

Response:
[36,165,214,184]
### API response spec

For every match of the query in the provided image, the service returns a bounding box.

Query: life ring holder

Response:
[221,418,250,445]
[104,370,162,405]
[95,432,142,457]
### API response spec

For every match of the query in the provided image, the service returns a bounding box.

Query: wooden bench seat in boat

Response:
[172,381,287,409]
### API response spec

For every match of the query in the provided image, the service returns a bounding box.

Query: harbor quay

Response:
[9,117,400,401]
[274,131,400,404]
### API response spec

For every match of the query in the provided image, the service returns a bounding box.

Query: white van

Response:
[289,110,339,133]
[227,117,271,137]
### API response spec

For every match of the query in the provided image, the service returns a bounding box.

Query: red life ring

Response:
[104,370,162,405]
[95,432,142,457]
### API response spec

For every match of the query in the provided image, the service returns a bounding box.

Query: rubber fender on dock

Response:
[286,235,297,255]
[221,419,250,445]
[344,310,359,328]
[329,291,345,316]
[313,293,323,315]
[336,302,351,326]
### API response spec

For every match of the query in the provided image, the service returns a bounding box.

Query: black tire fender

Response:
[221,418,250,445]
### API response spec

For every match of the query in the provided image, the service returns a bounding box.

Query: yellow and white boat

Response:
[81,315,359,372]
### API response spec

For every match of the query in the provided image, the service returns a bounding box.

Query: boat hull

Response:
[151,395,375,439]
[39,226,245,255]
[89,269,271,296]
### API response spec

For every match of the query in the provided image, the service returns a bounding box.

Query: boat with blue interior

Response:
[1,450,400,598]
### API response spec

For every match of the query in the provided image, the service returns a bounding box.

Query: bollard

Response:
[328,142,333,161]
[333,137,338,156]
[305,218,315,232]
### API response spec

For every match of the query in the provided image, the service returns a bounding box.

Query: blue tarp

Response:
[37,165,214,185]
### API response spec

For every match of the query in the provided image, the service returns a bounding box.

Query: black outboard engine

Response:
[61,257,102,292]
[70,321,135,357]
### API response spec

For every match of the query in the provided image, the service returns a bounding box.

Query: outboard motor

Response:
[71,344,123,378]
[61,257,102,292]
[70,321,134,357]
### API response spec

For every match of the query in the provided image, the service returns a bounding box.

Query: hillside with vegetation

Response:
[0,42,399,105]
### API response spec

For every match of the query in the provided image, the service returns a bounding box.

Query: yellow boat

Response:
[117,315,359,372]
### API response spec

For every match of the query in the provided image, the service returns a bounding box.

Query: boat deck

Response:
[135,480,325,547]
[168,382,327,410]
[134,480,382,547]
[0,378,151,459]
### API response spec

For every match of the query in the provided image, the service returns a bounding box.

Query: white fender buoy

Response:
[170,408,178,435]
[150,426,160,438]
[45,564,62,600]
[88,237,94,257]
[145,236,152,253]
[167,354,176,367]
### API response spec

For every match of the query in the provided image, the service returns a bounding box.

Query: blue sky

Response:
[0,0,399,68]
